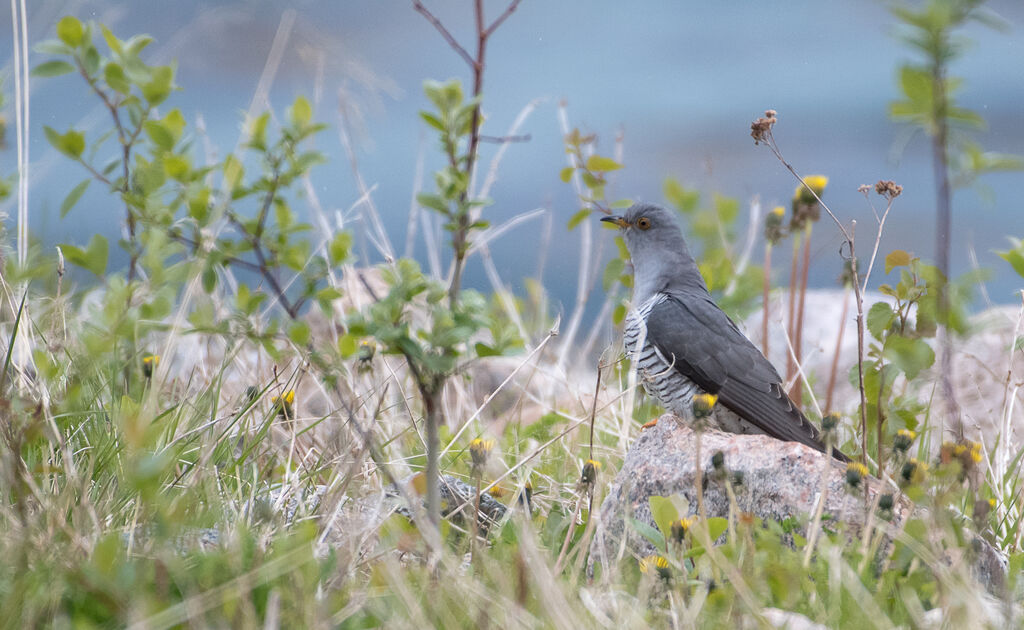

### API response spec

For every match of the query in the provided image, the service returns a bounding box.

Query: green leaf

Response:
[338,334,358,358]
[100,24,123,56]
[474,342,502,358]
[144,120,175,151]
[163,155,191,181]
[602,257,624,291]
[996,238,1024,279]
[706,517,729,541]
[202,266,217,293]
[417,192,449,214]
[61,234,108,276]
[585,155,622,172]
[288,322,311,346]
[44,126,85,159]
[56,16,84,47]
[104,62,131,94]
[60,179,90,218]
[329,231,353,266]
[649,496,680,540]
[629,517,666,554]
[419,111,445,132]
[223,154,244,191]
[82,45,100,76]
[612,303,627,325]
[289,95,312,128]
[559,166,574,183]
[883,335,935,380]
[885,249,912,273]
[31,60,75,78]
[33,39,72,56]
[866,302,894,340]
[567,208,589,231]
[141,65,174,105]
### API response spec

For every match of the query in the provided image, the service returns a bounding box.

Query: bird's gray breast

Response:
[624,293,701,416]
[624,293,761,435]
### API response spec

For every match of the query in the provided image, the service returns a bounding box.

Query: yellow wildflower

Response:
[580,459,601,485]
[795,175,828,201]
[469,438,495,470]
[670,516,696,543]
[845,462,869,488]
[691,393,718,420]
[142,354,160,378]
[272,390,295,418]
[639,555,671,579]
[894,429,916,453]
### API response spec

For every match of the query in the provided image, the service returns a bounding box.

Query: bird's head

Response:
[601,203,708,300]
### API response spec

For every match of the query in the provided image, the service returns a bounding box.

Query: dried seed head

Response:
[711,450,725,470]
[875,180,903,200]
[750,110,777,145]
[973,498,995,522]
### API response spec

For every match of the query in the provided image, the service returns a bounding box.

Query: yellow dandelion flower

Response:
[580,459,601,485]
[469,438,495,469]
[772,205,785,217]
[692,393,718,419]
[670,516,696,543]
[142,354,160,378]
[639,555,670,578]
[272,390,296,418]
[795,175,828,200]
[894,429,916,453]
[845,462,869,487]
[901,458,928,484]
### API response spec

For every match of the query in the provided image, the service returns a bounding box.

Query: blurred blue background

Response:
[4,0,1023,314]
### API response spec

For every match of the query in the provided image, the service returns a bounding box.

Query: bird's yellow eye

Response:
[637,217,651,230]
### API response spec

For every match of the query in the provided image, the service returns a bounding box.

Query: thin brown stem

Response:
[785,234,801,386]
[792,223,813,406]
[762,244,772,356]
[695,429,707,523]
[824,287,850,412]
[226,176,299,319]
[760,127,867,463]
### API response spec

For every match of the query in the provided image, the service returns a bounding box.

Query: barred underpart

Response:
[625,293,762,435]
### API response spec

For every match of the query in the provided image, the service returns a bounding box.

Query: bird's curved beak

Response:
[601,215,629,228]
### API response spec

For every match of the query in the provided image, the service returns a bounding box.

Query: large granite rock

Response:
[589,414,1006,591]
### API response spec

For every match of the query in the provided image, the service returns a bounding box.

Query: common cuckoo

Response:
[602,203,846,460]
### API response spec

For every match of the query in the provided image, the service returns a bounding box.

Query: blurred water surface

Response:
[5,0,1023,312]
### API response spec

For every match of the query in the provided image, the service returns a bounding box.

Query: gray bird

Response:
[602,203,847,461]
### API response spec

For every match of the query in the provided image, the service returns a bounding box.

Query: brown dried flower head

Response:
[875,180,903,200]
[750,109,777,145]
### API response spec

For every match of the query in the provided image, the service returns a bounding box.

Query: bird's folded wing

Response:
[645,293,827,452]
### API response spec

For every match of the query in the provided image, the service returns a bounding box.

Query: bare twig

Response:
[756,117,868,463]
